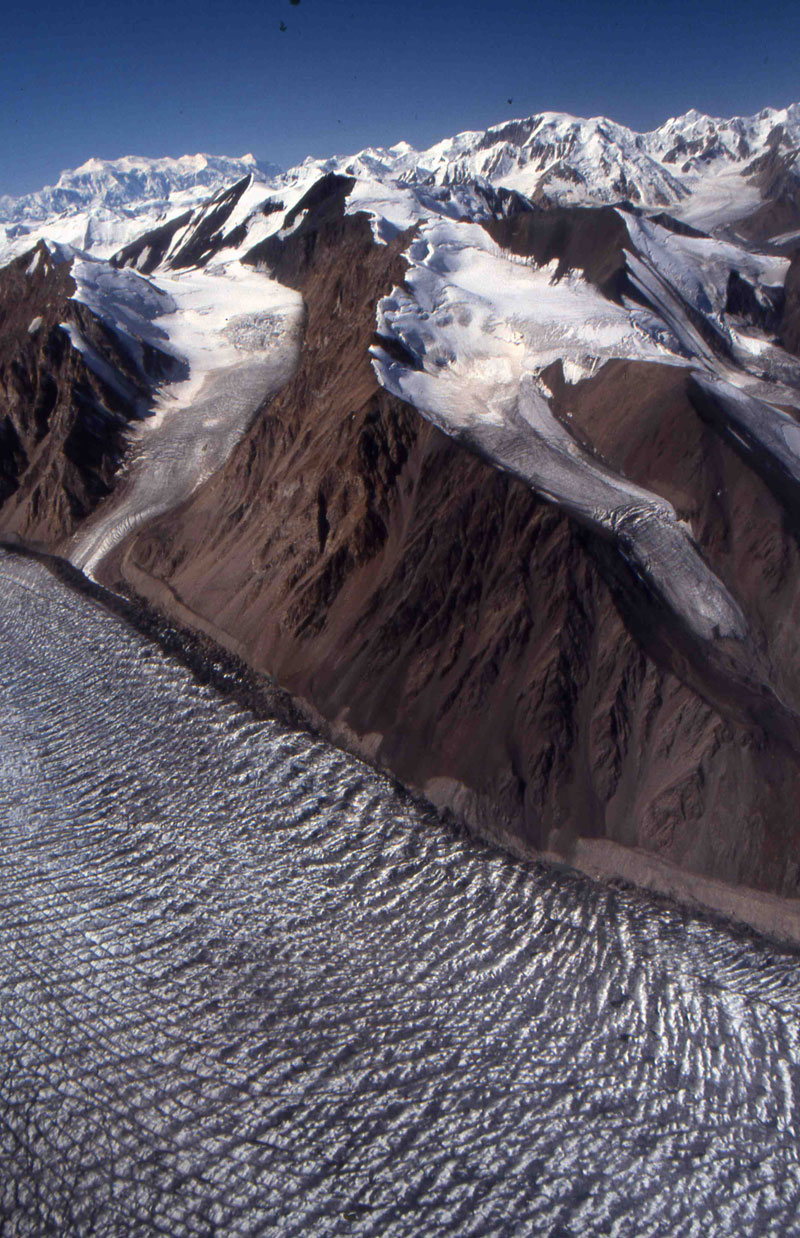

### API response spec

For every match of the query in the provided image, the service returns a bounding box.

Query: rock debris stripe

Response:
[376,360,747,646]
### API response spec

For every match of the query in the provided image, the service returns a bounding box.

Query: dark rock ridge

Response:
[0,243,173,543]
[485,204,738,366]
[114,174,255,274]
[782,251,800,356]
[112,210,193,275]
[725,268,785,334]
[485,205,631,301]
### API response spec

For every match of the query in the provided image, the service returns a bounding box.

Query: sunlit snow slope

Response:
[0,153,279,263]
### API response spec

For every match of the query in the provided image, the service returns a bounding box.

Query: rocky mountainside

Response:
[0,241,185,542]
[3,103,800,939]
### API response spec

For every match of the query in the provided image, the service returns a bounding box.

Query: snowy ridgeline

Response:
[0,154,279,262]
[3,99,800,264]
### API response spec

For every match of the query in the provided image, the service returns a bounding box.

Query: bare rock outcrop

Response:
[0,244,156,543]
[782,249,800,356]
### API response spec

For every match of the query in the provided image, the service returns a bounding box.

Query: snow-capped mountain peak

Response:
[4,101,800,268]
[646,103,800,168]
[0,152,282,264]
[0,152,280,224]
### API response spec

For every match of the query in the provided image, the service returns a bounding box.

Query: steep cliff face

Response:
[0,244,156,543]
[484,205,631,300]
[782,250,800,356]
[90,178,800,908]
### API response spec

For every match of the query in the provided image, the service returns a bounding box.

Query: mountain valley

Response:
[3,102,800,940]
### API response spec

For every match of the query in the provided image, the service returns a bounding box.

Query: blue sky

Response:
[1,0,798,197]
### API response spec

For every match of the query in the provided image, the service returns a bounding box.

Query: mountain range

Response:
[2,101,800,941]
[3,102,800,263]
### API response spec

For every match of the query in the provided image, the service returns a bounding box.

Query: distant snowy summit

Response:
[2,102,799,263]
[0,153,280,221]
[0,153,281,261]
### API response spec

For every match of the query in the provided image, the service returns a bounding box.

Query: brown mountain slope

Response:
[782,250,800,356]
[94,181,800,915]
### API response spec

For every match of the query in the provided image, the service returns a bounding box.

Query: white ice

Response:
[380,218,678,386]
[622,214,788,323]
[669,166,762,232]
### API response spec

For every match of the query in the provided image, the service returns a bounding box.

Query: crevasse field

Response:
[1,551,799,1237]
